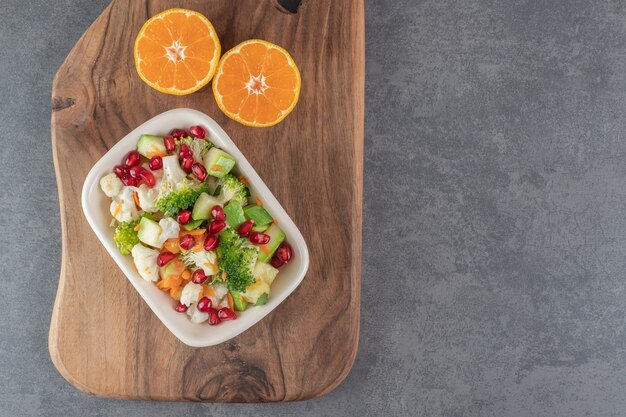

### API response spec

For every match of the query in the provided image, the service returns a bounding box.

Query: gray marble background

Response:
[2,0,626,416]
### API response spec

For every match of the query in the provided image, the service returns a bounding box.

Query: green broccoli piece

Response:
[217,174,249,205]
[179,136,213,162]
[113,213,154,255]
[156,181,209,217]
[216,228,258,292]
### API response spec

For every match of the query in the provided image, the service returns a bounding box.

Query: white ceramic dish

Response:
[81,108,309,347]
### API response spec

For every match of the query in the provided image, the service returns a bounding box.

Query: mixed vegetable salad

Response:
[100,125,293,325]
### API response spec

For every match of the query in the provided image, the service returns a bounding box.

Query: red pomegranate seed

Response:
[129,166,142,178]
[149,156,163,170]
[207,308,221,325]
[189,125,207,139]
[270,256,285,268]
[275,242,293,263]
[157,251,176,267]
[181,157,194,173]
[171,128,188,139]
[139,169,156,187]
[237,219,255,237]
[177,209,192,225]
[124,150,141,167]
[121,174,137,186]
[218,307,236,321]
[178,144,192,160]
[197,296,212,312]
[208,220,226,235]
[114,165,129,179]
[179,234,195,250]
[164,136,176,152]
[192,269,207,284]
[192,163,207,181]
[211,205,226,221]
[249,232,270,245]
[175,302,188,313]
[203,234,219,251]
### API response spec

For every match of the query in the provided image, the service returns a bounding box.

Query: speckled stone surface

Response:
[2,0,626,416]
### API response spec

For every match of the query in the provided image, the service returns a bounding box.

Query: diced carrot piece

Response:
[170,286,182,300]
[163,238,180,253]
[227,293,234,310]
[133,224,140,231]
[255,197,263,206]
[203,285,216,298]
[192,244,203,252]
[221,271,227,280]
[179,228,206,237]
[272,219,278,225]
[181,270,191,281]
[237,175,248,184]
[133,192,141,210]
[113,201,123,217]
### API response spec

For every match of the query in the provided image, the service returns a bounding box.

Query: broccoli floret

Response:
[217,174,249,205]
[156,181,209,217]
[113,213,154,255]
[216,228,258,292]
[178,136,213,163]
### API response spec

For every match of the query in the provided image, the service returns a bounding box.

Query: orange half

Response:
[134,8,221,95]
[212,39,301,127]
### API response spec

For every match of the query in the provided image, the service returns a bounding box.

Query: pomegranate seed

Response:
[128,166,142,178]
[178,144,192,160]
[157,251,176,267]
[270,256,285,268]
[203,234,219,251]
[139,169,156,187]
[181,157,194,173]
[189,125,207,139]
[175,302,188,313]
[207,308,221,325]
[218,307,236,321]
[197,296,212,312]
[124,150,141,167]
[177,209,192,225]
[179,234,195,250]
[114,165,129,179]
[192,269,208,284]
[211,205,226,221]
[249,232,270,245]
[208,220,226,235]
[164,136,176,152]
[171,128,188,139]
[237,219,255,237]
[121,174,137,186]
[275,242,293,263]
[149,156,163,170]
[192,163,207,181]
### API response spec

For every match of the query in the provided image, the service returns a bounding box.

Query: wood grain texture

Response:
[49,0,363,402]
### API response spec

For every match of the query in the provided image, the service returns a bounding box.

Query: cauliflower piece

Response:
[180,282,203,307]
[179,249,218,276]
[155,217,180,248]
[186,303,209,323]
[110,187,140,223]
[131,184,159,212]
[161,155,187,187]
[131,244,159,282]
[100,173,123,198]
[210,283,230,309]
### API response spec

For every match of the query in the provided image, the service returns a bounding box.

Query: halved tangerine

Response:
[134,8,221,95]
[212,39,301,127]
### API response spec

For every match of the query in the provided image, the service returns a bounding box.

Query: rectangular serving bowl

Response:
[81,108,309,347]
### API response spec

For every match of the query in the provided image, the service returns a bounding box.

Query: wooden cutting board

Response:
[49,0,363,402]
